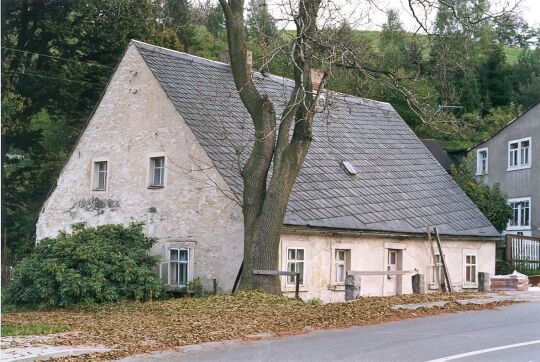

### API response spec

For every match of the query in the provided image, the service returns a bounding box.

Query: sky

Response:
[267,0,540,32]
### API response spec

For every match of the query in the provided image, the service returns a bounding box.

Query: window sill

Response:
[148,185,164,189]
[507,164,531,172]
[328,284,346,291]
[92,188,106,191]
[506,226,532,231]
[462,284,478,289]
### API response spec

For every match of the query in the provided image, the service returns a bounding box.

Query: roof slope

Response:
[133,41,498,237]
[421,139,454,172]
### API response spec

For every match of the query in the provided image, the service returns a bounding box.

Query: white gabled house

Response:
[37,41,500,302]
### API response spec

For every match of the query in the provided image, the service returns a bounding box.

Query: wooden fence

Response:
[502,234,540,272]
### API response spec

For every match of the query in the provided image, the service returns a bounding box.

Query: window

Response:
[335,249,350,284]
[149,156,165,187]
[463,251,477,286]
[476,148,488,175]
[93,161,107,190]
[286,248,304,285]
[169,248,189,287]
[508,197,531,230]
[508,137,532,170]
[430,254,444,287]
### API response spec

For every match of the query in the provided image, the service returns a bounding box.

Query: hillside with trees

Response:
[2,0,539,258]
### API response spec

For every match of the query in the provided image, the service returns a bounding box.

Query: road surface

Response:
[125,301,540,362]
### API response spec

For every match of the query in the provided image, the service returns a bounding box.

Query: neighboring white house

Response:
[37,41,499,302]
[471,103,539,238]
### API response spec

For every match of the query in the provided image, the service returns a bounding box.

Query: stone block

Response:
[478,272,491,292]
[345,274,361,301]
[412,273,425,294]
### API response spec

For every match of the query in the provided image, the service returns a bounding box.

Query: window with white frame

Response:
[508,137,532,170]
[430,254,444,288]
[93,161,108,190]
[334,249,350,284]
[168,248,189,287]
[476,148,488,175]
[286,248,304,285]
[149,156,165,187]
[463,251,477,286]
[508,197,531,229]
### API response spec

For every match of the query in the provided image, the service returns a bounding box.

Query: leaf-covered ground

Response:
[2,291,514,360]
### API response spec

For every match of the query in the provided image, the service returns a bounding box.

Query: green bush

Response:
[3,223,165,308]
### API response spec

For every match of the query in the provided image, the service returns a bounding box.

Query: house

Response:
[420,139,454,173]
[471,103,539,238]
[36,41,499,302]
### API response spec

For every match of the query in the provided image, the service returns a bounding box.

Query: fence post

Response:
[505,234,512,262]
[295,272,300,299]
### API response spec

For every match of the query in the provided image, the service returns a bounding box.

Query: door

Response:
[384,249,398,296]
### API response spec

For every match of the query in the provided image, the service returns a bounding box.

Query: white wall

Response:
[36,44,244,291]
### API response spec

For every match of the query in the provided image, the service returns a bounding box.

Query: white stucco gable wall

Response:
[36,43,244,291]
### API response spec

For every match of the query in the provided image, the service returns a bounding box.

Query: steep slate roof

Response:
[133,40,499,237]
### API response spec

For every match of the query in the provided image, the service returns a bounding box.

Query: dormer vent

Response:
[341,161,357,175]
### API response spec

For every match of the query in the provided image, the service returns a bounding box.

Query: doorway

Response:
[384,249,402,296]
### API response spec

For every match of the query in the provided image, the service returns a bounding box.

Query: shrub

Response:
[3,223,165,308]
[307,297,323,305]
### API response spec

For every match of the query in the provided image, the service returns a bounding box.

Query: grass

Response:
[1,323,69,336]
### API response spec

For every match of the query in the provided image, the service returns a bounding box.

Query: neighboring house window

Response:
[476,148,488,175]
[149,156,165,187]
[508,197,531,229]
[335,249,350,284]
[463,251,477,287]
[287,248,304,285]
[508,137,532,170]
[93,161,107,190]
[168,248,189,287]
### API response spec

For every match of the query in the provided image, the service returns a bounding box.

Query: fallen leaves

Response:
[1,291,514,361]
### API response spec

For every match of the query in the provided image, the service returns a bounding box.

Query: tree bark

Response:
[219,0,322,294]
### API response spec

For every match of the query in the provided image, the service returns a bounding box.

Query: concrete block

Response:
[412,274,425,294]
[345,275,361,301]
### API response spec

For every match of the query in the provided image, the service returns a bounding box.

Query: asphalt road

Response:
[125,301,540,362]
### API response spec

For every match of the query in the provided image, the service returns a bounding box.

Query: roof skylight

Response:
[341,161,357,175]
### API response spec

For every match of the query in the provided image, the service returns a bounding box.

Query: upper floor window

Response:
[92,161,107,190]
[508,197,531,229]
[476,148,488,175]
[149,156,165,187]
[508,137,531,171]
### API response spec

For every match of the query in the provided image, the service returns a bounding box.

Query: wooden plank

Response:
[347,270,416,276]
[427,226,441,293]
[434,227,452,293]
[506,234,512,261]
[253,270,298,276]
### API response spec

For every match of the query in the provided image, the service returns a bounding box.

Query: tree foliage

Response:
[3,223,165,308]
[451,159,512,233]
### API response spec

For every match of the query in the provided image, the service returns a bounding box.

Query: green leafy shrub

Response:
[307,297,323,305]
[3,223,165,308]
[186,277,206,297]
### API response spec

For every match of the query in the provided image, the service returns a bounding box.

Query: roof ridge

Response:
[132,39,393,111]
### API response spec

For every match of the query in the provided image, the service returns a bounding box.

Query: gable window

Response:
[149,156,165,187]
[335,249,351,284]
[508,197,531,230]
[286,248,304,285]
[508,137,532,170]
[476,148,488,175]
[463,251,477,287]
[93,161,108,190]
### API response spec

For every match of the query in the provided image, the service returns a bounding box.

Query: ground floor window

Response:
[335,249,351,284]
[287,248,304,285]
[463,251,477,287]
[160,248,190,287]
[430,254,444,288]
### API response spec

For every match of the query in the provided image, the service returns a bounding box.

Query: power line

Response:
[3,70,108,86]
[1,46,115,69]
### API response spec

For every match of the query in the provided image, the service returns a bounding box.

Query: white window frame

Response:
[160,248,190,287]
[476,148,488,175]
[429,253,445,289]
[334,249,350,284]
[148,155,166,188]
[463,250,478,288]
[507,137,532,171]
[286,247,305,286]
[91,159,108,191]
[507,197,532,231]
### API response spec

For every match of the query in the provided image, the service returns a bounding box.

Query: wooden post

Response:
[295,272,300,299]
[434,227,452,293]
[213,278,217,295]
[505,234,512,262]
